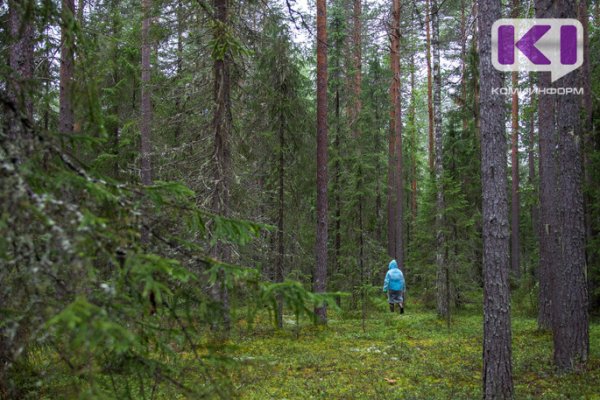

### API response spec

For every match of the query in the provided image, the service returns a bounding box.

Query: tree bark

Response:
[425,0,434,173]
[110,0,121,177]
[174,0,184,143]
[141,0,153,188]
[387,132,396,258]
[472,2,483,286]
[2,2,34,394]
[60,0,75,137]
[211,0,232,332]
[579,0,593,270]
[373,62,383,243]
[553,0,589,372]
[353,0,365,309]
[460,0,468,135]
[432,0,447,319]
[409,49,417,226]
[510,0,520,281]
[351,0,362,139]
[528,82,538,242]
[7,0,34,142]
[387,0,398,260]
[276,110,285,329]
[478,0,514,397]
[388,0,404,269]
[392,0,403,269]
[314,0,328,324]
[140,0,156,316]
[535,0,558,331]
[331,11,342,298]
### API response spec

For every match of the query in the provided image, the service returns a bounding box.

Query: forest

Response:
[1,0,599,398]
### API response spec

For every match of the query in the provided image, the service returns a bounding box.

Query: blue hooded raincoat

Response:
[383,259,405,292]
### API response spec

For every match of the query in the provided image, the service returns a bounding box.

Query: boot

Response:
[399,303,404,314]
[389,303,395,313]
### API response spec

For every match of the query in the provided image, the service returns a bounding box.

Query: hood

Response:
[388,260,398,270]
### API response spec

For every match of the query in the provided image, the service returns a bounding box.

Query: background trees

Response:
[1,0,599,397]
[478,0,513,396]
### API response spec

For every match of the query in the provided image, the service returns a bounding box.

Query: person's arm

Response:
[383,272,389,292]
[399,272,405,298]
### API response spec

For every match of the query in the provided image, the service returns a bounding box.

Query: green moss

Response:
[222,307,600,399]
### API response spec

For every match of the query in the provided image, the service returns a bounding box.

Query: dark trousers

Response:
[389,303,404,313]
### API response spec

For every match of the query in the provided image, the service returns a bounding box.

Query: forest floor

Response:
[221,303,600,399]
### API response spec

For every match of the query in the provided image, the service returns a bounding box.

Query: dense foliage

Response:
[1,0,599,398]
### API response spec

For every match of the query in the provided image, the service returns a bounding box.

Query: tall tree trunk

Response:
[535,0,558,331]
[472,0,481,144]
[389,0,402,267]
[314,0,328,324]
[432,0,447,319]
[211,0,232,332]
[510,80,520,279]
[425,0,434,173]
[478,0,514,397]
[276,112,285,329]
[60,0,75,137]
[351,0,362,138]
[472,3,483,285]
[409,50,417,226]
[43,25,51,133]
[353,0,366,309]
[110,0,120,177]
[528,83,538,242]
[553,0,589,372]
[579,0,593,270]
[1,2,34,395]
[387,132,396,258]
[140,0,156,315]
[359,185,366,331]
[373,66,383,243]
[141,0,153,192]
[510,0,520,281]
[7,0,34,142]
[141,0,152,187]
[394,0,403,269]
[334,91,341,295]
[460,0,468,135]
[387,3,397,260]
[174,0,184,143]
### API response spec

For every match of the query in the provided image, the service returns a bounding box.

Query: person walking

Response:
[383,259,405,314]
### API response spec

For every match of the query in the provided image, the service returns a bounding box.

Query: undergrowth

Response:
[218,302,600,399]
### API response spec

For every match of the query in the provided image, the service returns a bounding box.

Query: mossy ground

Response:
[220,304,600,399]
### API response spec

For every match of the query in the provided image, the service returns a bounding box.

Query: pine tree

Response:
[211,0,233,331]
[7,0,34,144]
[59,0,75,137]
[510,0,520,280]
[535,0,558,331]
[425,0,434,172]
[389,0,403,268]
[478,0,514,396]
[314,0,329,324]
[432,0,448,319]
[553,0,589,372]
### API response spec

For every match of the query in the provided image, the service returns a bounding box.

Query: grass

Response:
[217,303,600,399]
[30,301,600,399]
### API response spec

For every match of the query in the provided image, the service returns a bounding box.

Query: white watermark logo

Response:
[491,87,584,95]
[492,18,583,82]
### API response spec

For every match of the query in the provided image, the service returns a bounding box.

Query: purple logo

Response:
[492,19,583,82]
